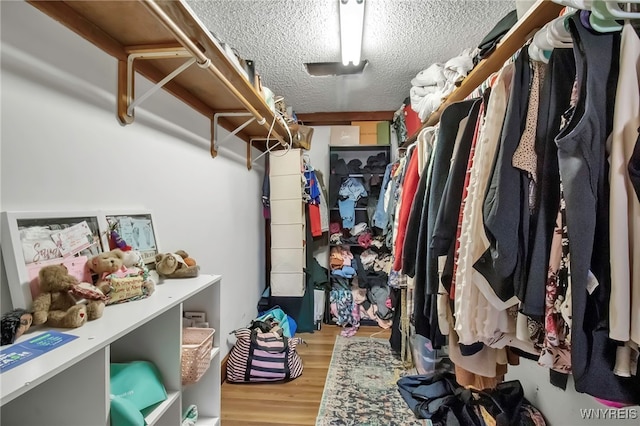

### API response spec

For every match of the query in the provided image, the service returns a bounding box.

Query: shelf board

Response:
[345,173,385,178]
[0,274,221,406]
[145,391,180,426]
[210,347,220,360]
[403,0,564,146]
[196,416,220,426]
[330,145,391,151]
[26,0,288,149]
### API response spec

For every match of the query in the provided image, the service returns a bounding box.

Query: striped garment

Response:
[227,328,303,383]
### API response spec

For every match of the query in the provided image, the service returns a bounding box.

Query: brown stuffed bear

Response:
[32,264,104,328]
[155,250,199,278]
[87,248,127,295]
[87,249,155,303]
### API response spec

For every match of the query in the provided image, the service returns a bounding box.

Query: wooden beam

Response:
[296,111,394,126]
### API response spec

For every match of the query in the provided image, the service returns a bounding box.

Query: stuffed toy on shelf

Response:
[87,249,155,305]
[32,264,105,328]
[1,308,33,345]
[155,250,199,279]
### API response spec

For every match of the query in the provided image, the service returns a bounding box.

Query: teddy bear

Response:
[155,250,199,278]
[32,264,104,328]
[87,249,155,304]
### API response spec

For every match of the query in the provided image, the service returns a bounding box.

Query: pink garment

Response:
[594,398,633,408]
[340,248,354,267]
[330,222,341,234]
[358,232,372,248]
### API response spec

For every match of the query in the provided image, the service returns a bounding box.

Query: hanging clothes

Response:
[392,150,420,272]
[608,22,640,379]
[431,99,482,295]
[314,170,330,233]
[475,48,532,306]
[555,14,640,403]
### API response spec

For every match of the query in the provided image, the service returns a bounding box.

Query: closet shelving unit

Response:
[403,0,564,145]
[0,274,222,426]
[326,144,391,325]
[26,0,289,158]
[328,144,391,235]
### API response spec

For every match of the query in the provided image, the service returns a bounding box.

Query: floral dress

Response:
[538,188,572,372]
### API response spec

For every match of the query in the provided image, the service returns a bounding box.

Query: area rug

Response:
[315,336,425,426]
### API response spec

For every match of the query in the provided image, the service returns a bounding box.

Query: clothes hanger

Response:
[530,7,573,62]
[533,23,555,51]
[547,15,573,47]
[589,0,623,32]
[528,43,551,63]
[302,154,314,172]
[605,1,640,19]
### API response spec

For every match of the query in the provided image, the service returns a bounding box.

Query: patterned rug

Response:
[316,336,425,426]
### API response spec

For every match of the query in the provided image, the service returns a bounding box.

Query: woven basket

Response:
[181,327,215,385]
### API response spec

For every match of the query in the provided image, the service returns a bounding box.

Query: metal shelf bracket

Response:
[246,137,291,170]
[211,112,266,158]
[118,47,203,125]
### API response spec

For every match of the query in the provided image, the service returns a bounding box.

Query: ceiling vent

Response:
[304,60,369,77]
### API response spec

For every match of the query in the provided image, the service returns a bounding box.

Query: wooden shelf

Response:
[403,0,564,146]
[27,0,289,155]
[330,145,391,151]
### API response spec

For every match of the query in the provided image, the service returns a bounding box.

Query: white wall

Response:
[507,360,639,426]
[0,0,267,357]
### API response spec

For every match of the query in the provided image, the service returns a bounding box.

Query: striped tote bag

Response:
[227,328,304,383]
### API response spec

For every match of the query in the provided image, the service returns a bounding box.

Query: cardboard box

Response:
[330,125,360,146]
[377,121,390,145]
[352,121,379,145]
[360,134,378,145]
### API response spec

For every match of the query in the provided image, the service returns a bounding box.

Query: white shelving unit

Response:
[0,274,222,426]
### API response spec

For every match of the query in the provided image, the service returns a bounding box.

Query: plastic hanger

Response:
[530,8,573,61]
[302,155,314,173]
[533,23,555,51]
[528,42,551,64]
[548,15,573,47]
[605,1,640,19]
[589,0,623,32]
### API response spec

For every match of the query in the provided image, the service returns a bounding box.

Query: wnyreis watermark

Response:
[580,408,638,421]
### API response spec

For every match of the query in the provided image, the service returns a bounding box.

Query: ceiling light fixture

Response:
[339,0,365,66]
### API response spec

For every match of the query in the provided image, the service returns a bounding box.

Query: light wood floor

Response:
[221,325,391,425]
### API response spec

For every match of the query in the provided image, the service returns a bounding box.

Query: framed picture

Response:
[103,211,159,265]
[1,211,107,309]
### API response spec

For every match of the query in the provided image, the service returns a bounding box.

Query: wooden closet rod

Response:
[402,0,563,147]
[142,0,286,144]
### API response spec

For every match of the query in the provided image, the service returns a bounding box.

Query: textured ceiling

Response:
[186,0,516,114]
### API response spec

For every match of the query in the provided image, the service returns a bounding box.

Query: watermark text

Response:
[580,408,638,421]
